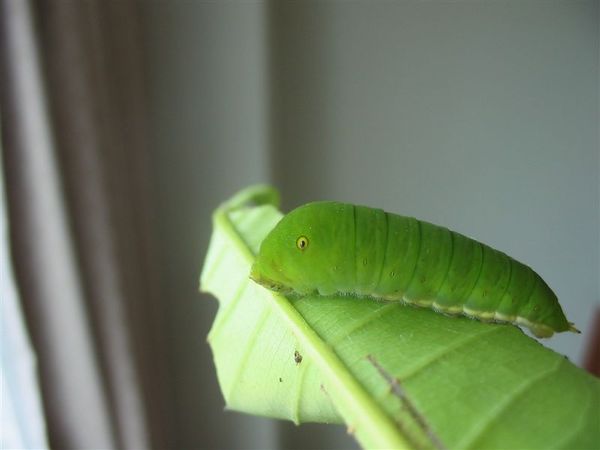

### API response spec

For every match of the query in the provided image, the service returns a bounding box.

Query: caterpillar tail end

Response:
[568,322,581,334]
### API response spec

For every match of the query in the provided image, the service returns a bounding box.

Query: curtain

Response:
[0,131,48,450]
[1,0,167,448]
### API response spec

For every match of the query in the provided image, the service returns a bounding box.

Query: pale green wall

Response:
[141,1,598,448]
[269,1,598,362]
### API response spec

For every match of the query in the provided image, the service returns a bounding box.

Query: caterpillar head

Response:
[250,202,350,296]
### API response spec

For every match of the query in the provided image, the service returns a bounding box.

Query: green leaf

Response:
[200,185,600,450]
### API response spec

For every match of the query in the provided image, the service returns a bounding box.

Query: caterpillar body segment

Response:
[250,201,579,338]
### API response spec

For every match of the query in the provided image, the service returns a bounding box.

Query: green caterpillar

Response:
[250,201,579,338]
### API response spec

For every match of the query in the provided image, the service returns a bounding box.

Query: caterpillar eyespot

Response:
[249,201,580,339]
[296,236,309,250]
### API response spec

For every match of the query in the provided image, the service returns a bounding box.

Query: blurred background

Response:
[1,1,598,449]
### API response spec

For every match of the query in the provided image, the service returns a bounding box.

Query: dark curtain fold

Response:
[1,0,168,448]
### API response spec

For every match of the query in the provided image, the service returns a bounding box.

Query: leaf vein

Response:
[226,308,271,403]
[329,303,399,346]
[399,325,506,381]
[208,282,249,342]
[461,357,565,450]
[292,359,309,424]
[550,382,596,450]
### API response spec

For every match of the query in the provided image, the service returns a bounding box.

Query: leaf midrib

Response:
[214,203,411,449]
